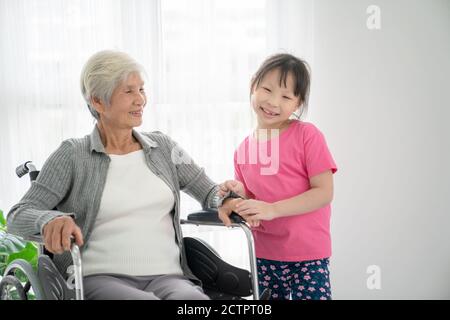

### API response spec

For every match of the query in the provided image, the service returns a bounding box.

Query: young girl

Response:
[218,53,338,300]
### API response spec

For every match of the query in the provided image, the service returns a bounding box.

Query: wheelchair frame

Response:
[1,161,261,300]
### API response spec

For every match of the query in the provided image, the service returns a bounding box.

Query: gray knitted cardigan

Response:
[7,125,221,282]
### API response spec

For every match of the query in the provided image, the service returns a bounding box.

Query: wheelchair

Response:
[0,161,266,300]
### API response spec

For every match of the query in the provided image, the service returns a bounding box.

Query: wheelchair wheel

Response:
[0,275,28,300]
[0,259,44,300]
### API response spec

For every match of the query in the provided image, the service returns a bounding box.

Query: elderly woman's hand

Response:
[43,216,84,254]
[218,198,243,227]
[218,197,260,228]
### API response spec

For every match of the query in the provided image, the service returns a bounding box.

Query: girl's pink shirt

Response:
[234,120,338,261]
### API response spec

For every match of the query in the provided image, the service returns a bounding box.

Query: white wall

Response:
[309,0,450,299]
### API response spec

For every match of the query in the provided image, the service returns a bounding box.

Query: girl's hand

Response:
[218,180,247,199]
[234,199,277,222]
[245,217,261,228]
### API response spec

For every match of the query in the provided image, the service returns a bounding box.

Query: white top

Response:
[81,150,183,276]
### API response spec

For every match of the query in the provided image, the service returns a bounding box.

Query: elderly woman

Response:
[7,50,235,300]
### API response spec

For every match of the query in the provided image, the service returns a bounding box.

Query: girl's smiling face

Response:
[251,68,301,130]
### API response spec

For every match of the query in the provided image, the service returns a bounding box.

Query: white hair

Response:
[80,50,145,119]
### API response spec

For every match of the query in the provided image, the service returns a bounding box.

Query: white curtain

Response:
[0,0,313,278]
[0,0,163,211]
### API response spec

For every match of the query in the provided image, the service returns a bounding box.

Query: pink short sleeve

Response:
[303,124,338,178]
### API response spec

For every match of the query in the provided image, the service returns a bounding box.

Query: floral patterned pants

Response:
[257,257,332,300]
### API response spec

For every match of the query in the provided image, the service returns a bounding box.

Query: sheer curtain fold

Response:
[0,0,161,212]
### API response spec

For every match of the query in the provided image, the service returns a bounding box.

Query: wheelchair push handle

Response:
[229,212,245,224]
[16,161,35,177]
[16,161,39,181]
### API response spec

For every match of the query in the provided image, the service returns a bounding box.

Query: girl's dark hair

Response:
[251,53,311,118]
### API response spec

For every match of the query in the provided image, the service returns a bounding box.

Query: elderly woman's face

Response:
[100,72,146,129]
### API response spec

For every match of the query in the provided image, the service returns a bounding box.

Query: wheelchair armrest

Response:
[184,208,245,226]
